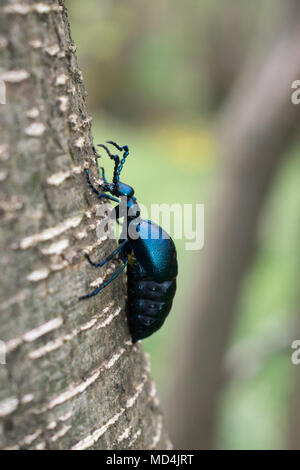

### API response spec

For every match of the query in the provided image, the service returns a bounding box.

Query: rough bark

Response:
[0,0,170,450]
[165,1,300,449]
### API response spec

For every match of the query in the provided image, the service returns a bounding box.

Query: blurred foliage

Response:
[219,147,300,449]
[67,0,300,449]
[67,0,261,121]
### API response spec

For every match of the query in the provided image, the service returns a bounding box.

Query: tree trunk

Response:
[166,0,300,449]
[0,0,170,450]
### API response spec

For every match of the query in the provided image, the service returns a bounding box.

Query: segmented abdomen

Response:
[127,259,177,342]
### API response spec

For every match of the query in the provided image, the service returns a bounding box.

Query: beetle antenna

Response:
[106,141,129,184]
[98,143,120,187]
[106,141,123,151]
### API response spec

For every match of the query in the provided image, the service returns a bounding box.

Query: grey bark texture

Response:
[0,0,170,450]
[166,1,300,449]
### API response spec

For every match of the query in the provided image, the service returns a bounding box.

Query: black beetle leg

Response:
[85,168,119,203]
[85,239,128,268]
[79,258,129,300]
[100,166,108,185]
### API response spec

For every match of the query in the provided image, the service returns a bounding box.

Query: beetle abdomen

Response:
[127,260,177,342]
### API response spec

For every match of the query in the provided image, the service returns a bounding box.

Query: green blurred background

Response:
[66,0,300,449]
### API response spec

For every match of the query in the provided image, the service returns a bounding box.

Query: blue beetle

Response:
[79,141,178,342]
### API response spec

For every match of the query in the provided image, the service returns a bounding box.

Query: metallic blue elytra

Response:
[79,142,178,342]
[127,220,178,283]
